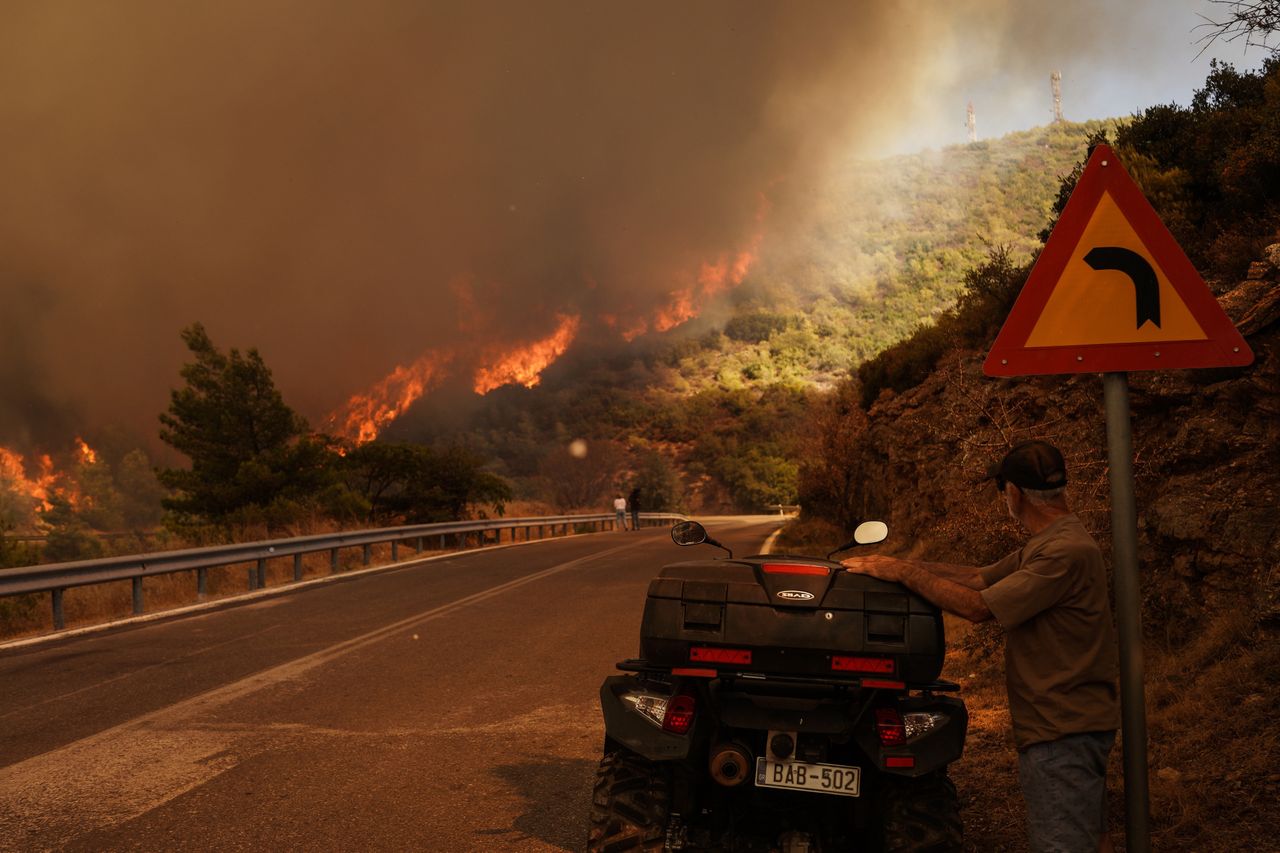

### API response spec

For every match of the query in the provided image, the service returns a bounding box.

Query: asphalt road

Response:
[0,517,782,852]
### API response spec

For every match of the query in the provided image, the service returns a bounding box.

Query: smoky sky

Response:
[0,0,1216,449]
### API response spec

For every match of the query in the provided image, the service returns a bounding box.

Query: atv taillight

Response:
[762,563,829,576]
[831,655,896,674]
[662,692,696,735]
[875,707,906,746]
[690,646,752,665]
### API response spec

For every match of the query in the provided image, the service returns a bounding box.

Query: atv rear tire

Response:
[587,750,674,852]
[878,770,963,853]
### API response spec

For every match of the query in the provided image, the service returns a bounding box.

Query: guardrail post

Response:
[525,525,530,541]
[416,537,424,553]
[256,558,267,589]
[293,553,303,582]
[52,588,65,630]
[331,547,340,573]
[391,540,399,561]
[247,567,257,590]
[362,544,372,566]
[440,534,447,550]
[132,577,144,614]
[197,567,208,599]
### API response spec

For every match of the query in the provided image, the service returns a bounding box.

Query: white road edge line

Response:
[759,524,786,555]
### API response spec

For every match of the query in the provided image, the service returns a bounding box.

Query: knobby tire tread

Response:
[587,750,674,853]
[878,770,964,853]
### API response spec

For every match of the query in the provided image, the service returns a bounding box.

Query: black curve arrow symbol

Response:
[1083,246,1161,329]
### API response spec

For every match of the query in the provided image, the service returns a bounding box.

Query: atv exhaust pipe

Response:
[709,742,753,787]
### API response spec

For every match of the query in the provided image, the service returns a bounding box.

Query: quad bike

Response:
[588,520,967,852]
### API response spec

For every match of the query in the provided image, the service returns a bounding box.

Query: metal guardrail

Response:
[0,512,686,631]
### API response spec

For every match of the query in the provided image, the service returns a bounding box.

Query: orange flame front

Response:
[0,446,58,511]
[630,196,767,339]
[76,437,98,466]
[328,351,454,445]
[328,196,767,441]
[473,314,581,394]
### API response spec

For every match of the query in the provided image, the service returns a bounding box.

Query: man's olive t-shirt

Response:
[979,514,1120,749]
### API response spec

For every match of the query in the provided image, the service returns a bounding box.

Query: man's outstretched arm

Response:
[842,556,993,623]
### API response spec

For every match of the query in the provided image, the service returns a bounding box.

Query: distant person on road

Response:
[613,494,627,530]
[628,487,641,531]
[842,440,1120,853]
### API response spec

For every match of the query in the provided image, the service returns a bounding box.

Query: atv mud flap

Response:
[599,675,692,761]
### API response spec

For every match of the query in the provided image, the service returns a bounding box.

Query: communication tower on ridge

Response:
[966,100,977,143]
[1051,70,1064,123]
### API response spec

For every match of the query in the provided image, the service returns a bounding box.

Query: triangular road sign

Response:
[984,144,1253,376]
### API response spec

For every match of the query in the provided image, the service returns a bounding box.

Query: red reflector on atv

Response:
[762,563,830,576]
[690,646,752,665]
[875,708,906,746]
[831,655,896,674]
[662,693,696,734]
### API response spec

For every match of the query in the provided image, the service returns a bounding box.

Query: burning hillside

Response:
[327,215,766,444]
[473,313,581,395]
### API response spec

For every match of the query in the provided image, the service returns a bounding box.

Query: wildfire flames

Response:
[0,447,56,510]
[76,437,98,466]
[328,352,453,445]
[328,199,768,444]
[473,314,581,395]
[0,436,100,516]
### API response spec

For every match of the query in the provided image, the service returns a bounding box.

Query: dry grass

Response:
[947,611,1280,852]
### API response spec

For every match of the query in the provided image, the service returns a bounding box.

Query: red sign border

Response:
[984,144,1253,376]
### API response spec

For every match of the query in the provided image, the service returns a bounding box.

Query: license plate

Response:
[754,757,861,798]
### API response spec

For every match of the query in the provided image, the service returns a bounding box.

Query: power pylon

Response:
[1051,71,1064,123]
[966,101,977,143]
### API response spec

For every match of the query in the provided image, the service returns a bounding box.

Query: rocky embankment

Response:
[840,241,1280,643]
[821,241,1280,850]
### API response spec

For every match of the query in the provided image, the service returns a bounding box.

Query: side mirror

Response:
[671,520,733,557]
[671,521,708,546]
[853,520,888,545]
[826,520,890,559]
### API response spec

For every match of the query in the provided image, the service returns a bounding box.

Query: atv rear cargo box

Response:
[639,556,945,684]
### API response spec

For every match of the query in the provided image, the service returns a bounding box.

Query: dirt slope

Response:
[810,242,1280,850]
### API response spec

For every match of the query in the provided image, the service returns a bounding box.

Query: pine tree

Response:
[157,323,329,527]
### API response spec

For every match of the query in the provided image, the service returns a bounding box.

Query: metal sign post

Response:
[1103,371,1150,852]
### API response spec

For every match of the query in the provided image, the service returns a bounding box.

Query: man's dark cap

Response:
[988,440,1068,490]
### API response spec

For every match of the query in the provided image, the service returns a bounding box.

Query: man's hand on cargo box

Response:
[841,555,905,581]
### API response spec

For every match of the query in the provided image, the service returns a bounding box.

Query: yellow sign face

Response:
[1025,191,1207,347]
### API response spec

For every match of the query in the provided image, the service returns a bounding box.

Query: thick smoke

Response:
[0,0,1196,448]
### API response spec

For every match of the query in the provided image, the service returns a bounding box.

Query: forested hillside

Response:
[397,119,1121,513]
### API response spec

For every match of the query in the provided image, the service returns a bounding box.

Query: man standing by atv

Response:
[842,440,1120,853]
